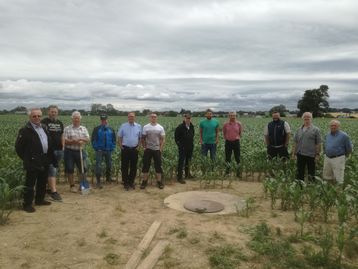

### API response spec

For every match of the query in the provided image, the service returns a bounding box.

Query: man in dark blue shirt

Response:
[91,115,116,188]
[323,120,353,184]
[323,120,352,184]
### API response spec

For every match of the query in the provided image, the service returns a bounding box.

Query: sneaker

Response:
[50,192,62,201]
[35,200,51,206]
[157,181,164,189]
[70,186,77,193]
[177,179,186,184]
[23,205,36,213]
[140,180,148,189]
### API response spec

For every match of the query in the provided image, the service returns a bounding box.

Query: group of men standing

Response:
[265,111,353,183]
[15,106,352,213]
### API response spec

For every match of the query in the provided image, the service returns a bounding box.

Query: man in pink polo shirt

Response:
[223,111,243,177]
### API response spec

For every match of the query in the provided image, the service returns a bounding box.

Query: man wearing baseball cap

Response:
[91,114,116,188]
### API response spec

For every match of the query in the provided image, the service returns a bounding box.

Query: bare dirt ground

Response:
[0,179,342,269]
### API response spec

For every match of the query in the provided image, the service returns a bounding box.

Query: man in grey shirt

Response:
[292,112,321,181]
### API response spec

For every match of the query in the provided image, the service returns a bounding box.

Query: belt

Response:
[326,154,344,159]
[123,145,138,149]
[269,145,284,148]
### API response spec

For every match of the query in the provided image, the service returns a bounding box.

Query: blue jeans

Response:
[64,148,87,174]
[201,143,217,160]
[95,150,112,182]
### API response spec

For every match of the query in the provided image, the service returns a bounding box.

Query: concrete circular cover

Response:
[164,191,245,215]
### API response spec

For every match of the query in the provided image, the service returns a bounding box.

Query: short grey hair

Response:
[302,112,313,119]
[71,111,82,119]
[329,119,341,127]
[27,108,42,116]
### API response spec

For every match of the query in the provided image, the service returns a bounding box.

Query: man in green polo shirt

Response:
[200,109,219,160]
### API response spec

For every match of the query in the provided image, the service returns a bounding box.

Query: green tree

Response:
[297,85,329,117]
[269,104,288,117]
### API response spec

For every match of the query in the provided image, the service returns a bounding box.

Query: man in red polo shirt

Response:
[222,111,243,177]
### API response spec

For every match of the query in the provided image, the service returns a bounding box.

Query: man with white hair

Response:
[15,108,56,212]
[63,111,90,192]
[292,112,321,181]
[323,120,352,184]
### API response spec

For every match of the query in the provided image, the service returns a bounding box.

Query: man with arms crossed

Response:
[41,105,64,201]
[323,120,352,185]
[63,111,90,192]
[118,112,142,190]
[140,113,165,189]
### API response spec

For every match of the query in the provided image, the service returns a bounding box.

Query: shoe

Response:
[140,180,148,190]
[35,200,51,206]
[50,192,62,201]
[130,184,135,190]
[157,181,164,189]
[96,183,103,189]
[70,186,77,193]
[23,205,36,213]
[124,185,130,191]
[177,179,186,184]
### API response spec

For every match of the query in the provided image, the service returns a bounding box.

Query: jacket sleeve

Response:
[91,126,98,149]
[174,126,180,146]
[15,128,26,160]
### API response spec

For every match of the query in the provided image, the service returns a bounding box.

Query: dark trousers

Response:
[177,146,193,179]
[24,168,48,206]
[267,146,289,160]
[296,153,316,181]
[121,146,139,186]
[142,149,163,173]
[95,150,112,182]
[225,140,240,173]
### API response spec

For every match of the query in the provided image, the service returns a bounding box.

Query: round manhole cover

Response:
[184,199,225,213]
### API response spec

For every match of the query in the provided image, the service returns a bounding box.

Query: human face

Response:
[128,113,135,124]
[184,116,191,125]
[303,115,312,126]
[272,113,280,121]
[72,115,81,126]
[101,119,108,125]
[150,114,157,124]
[229,113,236,121]
[48,108,58,120]
[330,122,339,134]
[30,109,42,126]
[206,111,212,120]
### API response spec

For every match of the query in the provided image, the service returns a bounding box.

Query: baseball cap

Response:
[100,114,108,120]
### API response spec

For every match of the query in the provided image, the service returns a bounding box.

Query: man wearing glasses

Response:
[16,108,56,213]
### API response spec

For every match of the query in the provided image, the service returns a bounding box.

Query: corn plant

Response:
[263,178,280,209]
[317,178,337,223]
[0,178,23,225]
[336,223,346,267]
[296,207,311,237]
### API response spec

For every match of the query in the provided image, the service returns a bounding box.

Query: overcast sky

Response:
[0,0,357,111]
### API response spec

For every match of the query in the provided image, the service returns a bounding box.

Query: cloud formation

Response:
[0,0,357,110]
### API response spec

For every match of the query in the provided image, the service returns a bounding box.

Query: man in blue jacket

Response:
[91,115,116,188]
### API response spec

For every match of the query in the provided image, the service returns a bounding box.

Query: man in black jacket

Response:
[174,114,195,184]
[15,108,56,213]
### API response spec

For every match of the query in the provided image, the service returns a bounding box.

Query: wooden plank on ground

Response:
[136,240,169,269]
[124,221,162,269]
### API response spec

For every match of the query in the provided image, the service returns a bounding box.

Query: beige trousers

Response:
[322,155,346,184]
